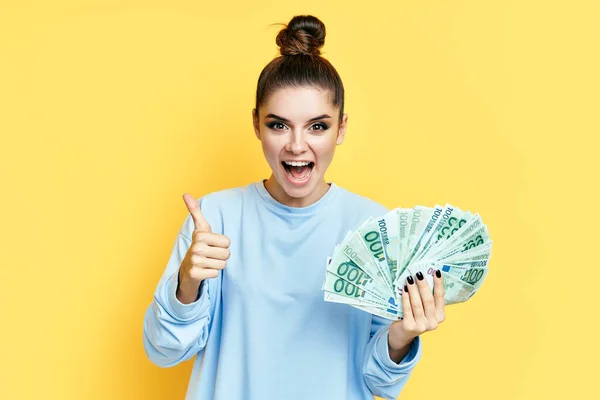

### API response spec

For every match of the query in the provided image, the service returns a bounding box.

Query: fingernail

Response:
[416,271,424,281]
[407,276,414,285]
[404,285,408,293]
[435,269,442,278]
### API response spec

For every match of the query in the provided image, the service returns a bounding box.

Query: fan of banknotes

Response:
[322,204,492,320]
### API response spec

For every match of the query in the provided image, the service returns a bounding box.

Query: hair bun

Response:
[275,15,326,56]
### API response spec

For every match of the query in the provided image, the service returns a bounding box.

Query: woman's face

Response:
[253,85,347,207]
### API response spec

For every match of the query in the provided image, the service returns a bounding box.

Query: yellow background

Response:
[1,1,598,399]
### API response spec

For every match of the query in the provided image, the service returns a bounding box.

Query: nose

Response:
[285,131,309,155]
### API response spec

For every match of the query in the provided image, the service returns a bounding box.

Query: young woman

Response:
[143,14,445,400]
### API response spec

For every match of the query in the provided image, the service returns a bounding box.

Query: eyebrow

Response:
[265,113,331,123]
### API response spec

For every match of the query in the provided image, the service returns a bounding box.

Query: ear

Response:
[336,113,348,145]
[252,108,261,140]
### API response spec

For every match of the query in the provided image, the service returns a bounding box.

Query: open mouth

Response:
[282,161,314,181]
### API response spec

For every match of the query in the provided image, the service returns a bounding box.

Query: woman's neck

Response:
[263,175,331,208]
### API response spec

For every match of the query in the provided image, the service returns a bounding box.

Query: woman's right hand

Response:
[177,193,231,304]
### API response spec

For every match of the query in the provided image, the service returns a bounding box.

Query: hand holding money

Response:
[322,203,492,320]
[389,269,446,356]
[178,193,231,304]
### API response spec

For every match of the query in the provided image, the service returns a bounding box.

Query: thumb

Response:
[182,193,212,233]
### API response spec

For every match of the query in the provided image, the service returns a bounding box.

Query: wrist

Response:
[387,329,414,364]
[176,271,202,304]
[388,326,415,351]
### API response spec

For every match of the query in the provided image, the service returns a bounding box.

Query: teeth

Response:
[284,161,311,167]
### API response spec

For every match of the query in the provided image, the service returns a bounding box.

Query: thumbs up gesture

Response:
[177,193,231,304]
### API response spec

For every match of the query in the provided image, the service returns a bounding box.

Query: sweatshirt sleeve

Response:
[362,314,422,399]
[142,198,220,368]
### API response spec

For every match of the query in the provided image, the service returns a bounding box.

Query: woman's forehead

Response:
[262,86,337,119]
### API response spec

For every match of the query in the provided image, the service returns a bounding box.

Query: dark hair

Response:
[255,15,345,124]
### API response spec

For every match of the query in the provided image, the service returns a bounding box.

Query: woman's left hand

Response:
[388,269,446,352]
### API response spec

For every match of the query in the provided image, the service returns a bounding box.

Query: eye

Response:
[267,122,287,131]
[311,122,329,131]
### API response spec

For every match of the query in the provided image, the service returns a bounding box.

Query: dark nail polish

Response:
[416,271,424,281]
[404,285,408,293]
[407,276,414,285]
[435,269,442,278]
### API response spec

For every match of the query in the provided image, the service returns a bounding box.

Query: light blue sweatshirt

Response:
[143,180,422,400]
